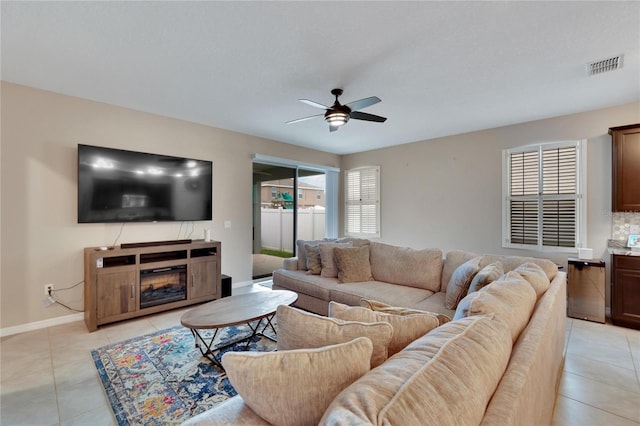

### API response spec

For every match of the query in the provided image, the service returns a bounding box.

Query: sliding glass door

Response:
[252,157,336,279]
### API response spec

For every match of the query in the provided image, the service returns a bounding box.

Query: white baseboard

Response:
[0,312,84,337]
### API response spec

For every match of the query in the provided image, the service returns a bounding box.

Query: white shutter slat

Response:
[346,166,379,236]
[506,141,581,250]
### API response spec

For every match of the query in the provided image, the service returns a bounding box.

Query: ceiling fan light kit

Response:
[287,88,387,132]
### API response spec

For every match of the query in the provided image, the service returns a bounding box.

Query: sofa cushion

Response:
[330,281,433,310]
[296,239,332,271]
[441,250,559,292]
[444,256,482,309]
[467,261,504,294]
[223,337,373,426]
[320,315,512,426]
[514,262,550,298]
[336,237,371,247]
[334,245,374,283]
[329,301,440,356]
[411,291,456,317]
[319,242,353,278]
[369,242,443,292]
[303,243,323,275]
[276,304,392,368]
[359,298,451,325]
[454,271,537,342]
[272,269,338,301]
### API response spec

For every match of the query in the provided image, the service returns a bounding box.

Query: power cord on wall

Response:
[112,222,126,248]
[45,280,84,312]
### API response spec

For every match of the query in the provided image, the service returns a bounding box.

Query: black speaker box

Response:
[221,274,232,298]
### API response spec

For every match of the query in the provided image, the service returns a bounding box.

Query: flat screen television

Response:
[78,144,212,223]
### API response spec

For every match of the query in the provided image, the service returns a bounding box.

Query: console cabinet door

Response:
[611,124,640,212]
[190,260,218,299]
[96,270,137,319]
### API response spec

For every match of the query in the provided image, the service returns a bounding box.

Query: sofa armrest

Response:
[283,257,299,271]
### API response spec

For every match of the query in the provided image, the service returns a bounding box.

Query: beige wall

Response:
[0,82,339,329]
[2,81,637,330]
[340,102,640,303]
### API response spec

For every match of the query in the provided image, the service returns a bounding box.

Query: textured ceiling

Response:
[2,1,639,154]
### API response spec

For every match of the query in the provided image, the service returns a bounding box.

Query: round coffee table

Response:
[180,290,297,370]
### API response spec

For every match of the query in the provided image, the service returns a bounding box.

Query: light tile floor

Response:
[1,285,639,425]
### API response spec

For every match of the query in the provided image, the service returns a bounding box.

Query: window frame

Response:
[345,165,380,238]
[502,140,586,252]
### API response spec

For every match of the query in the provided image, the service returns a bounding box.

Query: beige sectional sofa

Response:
[273,240,559,317]
[182,240,567,426]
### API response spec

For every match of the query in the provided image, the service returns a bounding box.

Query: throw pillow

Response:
[454,271,537,342]
[334,245,374,283]
[359,298,452,325]
[296,238,334,271]
[319,242,353,278]
[304,243,322,275]
[514,262,550,298]
[329,301,440,356]
[222,337,373,426]
[467,261,504,294]
[444,256,482,309]
[276,304,392,368]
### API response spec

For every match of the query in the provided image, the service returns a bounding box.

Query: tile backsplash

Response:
[611,212,640,241]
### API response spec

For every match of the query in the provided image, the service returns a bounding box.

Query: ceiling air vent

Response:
[586,55,623,76]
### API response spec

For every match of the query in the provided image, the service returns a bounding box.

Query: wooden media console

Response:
[84,240,221,332]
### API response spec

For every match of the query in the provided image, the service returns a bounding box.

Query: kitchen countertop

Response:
[608,239,640,256]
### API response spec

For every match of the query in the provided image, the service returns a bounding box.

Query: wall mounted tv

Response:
[78,144,212,223]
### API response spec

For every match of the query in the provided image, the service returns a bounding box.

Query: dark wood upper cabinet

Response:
[610,124,640,212]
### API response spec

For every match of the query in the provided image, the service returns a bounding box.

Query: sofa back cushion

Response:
[514,262,550,299]
[441,250,558,292]
[223,337,373,426]
[369,242,443,292]
[454,271,537,342]
[276,304,392,368]
[320,315,512,426]
[329,301,440,356]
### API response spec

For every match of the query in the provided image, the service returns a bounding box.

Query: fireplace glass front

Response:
[140,265,187,309]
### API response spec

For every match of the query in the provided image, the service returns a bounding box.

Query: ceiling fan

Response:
[286,88,387,132]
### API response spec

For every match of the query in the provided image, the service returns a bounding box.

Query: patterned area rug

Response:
[91,323,277,426]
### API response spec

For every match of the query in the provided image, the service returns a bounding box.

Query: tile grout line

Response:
[47,326,62,425]
[558,394,640,424]
[627,334,640,388]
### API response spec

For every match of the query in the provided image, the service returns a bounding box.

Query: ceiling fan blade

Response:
[329,125,340,132]
[350,111,387,123]
[286,114,324,125]
[299,99,329,110]
[345,96,381,111]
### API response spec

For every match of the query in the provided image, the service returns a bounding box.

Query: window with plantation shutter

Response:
[503,140,586,251]
[345,166,380,237]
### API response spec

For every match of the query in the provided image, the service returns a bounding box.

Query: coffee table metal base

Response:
[189,314,277,371]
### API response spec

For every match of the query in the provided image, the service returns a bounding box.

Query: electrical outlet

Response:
[44,284,54,296]
[630,225,640,234]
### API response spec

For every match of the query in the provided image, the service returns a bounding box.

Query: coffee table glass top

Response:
[180,289,298,329]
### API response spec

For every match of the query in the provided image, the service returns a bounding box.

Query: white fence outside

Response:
[261,207,325,252]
